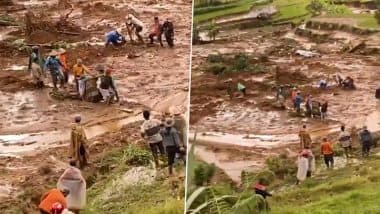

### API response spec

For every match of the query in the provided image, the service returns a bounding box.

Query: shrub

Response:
[233,53,249,71]
[266,156,297,179]
[207,62,227,75]
[194,164,206,186]
[204,163,216,184]
[122,144,151,166]
[207,54,225,63]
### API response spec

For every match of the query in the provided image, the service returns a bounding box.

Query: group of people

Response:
[296,124,376,184]
[28,46,120,104]
[140,108,187,175]
[105,15,175,48]
[290,87,328,119]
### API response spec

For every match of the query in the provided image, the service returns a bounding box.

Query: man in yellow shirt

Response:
[72,59,90,99]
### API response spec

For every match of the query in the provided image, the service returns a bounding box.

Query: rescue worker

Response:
[141,110,165,168]
[160,118,183,175]
[72,59,90,99]
[149,17,163,47]
[321,137,334,168]
[70,116,89,169]
[28,45,45,88]
[57,160,86,214]
[105,29,126,47]
[125,14,145,44]
[39,188,69,214]
[299,124,312,149]
[162,18,174,48]
[339,125,352,158]
[97,65,119,105]
[58,48,69,84]
[359,126,372,157]
[44,50,64,89]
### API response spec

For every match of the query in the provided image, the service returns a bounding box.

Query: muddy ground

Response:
[0,0,191,212]
[190,23,380,183]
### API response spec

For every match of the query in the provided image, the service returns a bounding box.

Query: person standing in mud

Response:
[169,106,187,164]
[73,59,91,99]
[321,137,334,169]
[160,118,183,175]
[162,18,175,48]
[70,116,89,169]
[320,101,328,120]
[44,50,65,90]
[28,46,45,88]
[125,14,145,44]
[58,48,69,84]
[97,66,119,105]
[305,95,313,117]
[294,91,303,113]
[359,126,373,157]
[299,124,312,149]
[339,125,352,158]
[149,17,163,47]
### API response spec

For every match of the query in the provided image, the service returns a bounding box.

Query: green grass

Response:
[319,13,380,29]
[194,0,263,24]
[270,156,380,213]
[82,144,184,214]
[272,0,312,23]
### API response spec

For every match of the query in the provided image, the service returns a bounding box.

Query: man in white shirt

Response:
[141,110,165,167]
[126,14,145,44]
[338,125,352,158]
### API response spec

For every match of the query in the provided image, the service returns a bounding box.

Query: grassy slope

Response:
[272,0,312,23]
[194,0,261,24]
[82,145,184,214]
[270,155,380,213]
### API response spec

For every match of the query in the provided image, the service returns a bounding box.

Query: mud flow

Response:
[191,15,380,183]
[0,0,191,210]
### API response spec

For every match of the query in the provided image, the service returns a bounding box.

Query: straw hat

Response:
[58,48,66,54]
[49,50,58,56]
[169,106,181,116]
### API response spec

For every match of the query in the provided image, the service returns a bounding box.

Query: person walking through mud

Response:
[321,137,334,169]
[294,91,303,113]
[305,95,313,117]
[126,14,145,44]
[28,45,45,88]
[160,118,184,176]
[162,18,175,48]
[296,148,315,184]
[359,126,373,157]
[141,110,165,168]
[149,17,163,47]
[299,124,312,149]
[39,188,69,214]
[169,106,187,164]
[339,125,352,158]
[70,116,89,169]
[58,48,69,84]
[73,59,91,99]
[97,66,119,105]
[320,100,328,120]
[44,50,65,90]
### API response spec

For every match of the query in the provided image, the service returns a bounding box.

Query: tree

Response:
[206,22,220,41]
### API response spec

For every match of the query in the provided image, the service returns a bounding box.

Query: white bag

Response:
[57,167,86,209]
[296,157,308,181]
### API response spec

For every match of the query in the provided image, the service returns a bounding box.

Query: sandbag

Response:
[57,167,86,209]
[296,157,308,181]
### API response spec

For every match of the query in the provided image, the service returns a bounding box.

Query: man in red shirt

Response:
[321,137,334,168]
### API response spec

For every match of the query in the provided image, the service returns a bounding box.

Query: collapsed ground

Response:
[0,0,191,213]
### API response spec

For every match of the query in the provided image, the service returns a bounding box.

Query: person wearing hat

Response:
[160,117,184,175]
[298,124,312,150]
[359,125,373,157]
[105,28,126,47]
[169,106,187,164]
[70,116,89,169]
[148,16,163,47]
[97,65,119,104]
[162,17,174,48]
[125,14,145,44]
[58,48,69,84]
[72,58,91,99]
[28,45,45,88]
[44,50,65,89]
[39,188,69,214]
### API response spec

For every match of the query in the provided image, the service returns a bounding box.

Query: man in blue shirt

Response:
[294,91,303,113]
[105,29,126,47]
[44,50,64,89]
